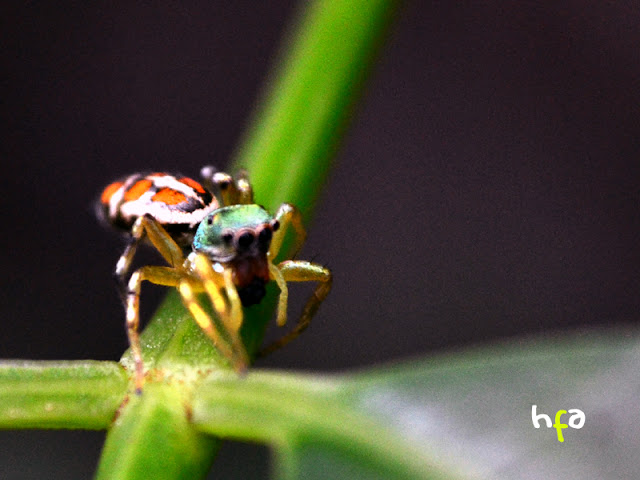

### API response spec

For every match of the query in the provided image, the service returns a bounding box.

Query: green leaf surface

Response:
[191,329,640,480]
[0,361,127,429]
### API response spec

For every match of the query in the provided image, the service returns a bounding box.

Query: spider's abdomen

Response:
[99,172,219,247]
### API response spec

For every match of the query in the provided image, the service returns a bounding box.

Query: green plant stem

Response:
[96,383,219,480]
[231,0,398,217]
[233,0,399,355]
[0,361,127,429]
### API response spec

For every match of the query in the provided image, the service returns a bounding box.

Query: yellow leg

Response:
[235,169,254,204]
[190,254,227,315]
[178,278,245,373]
[222,268,244,333]
[200,165,235,206]
[115,215,185,303]
[126,265,183,392]
[268,260,289,327]
[213,171,236,206]
[269,203,307,260]
[222,267,250,369]
[140,215,186,267]
[259,260,332,357]
[200,166,253,206]
[191,254,249,371]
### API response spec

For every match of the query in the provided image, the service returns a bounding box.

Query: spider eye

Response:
[222,231,233,244]
[207,215,214,225]
[258,227,272,244]
[238,231,255,249]
[271,220,280,232]
[258,228,272,252]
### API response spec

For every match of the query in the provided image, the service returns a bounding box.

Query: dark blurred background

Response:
[2,1,639,478]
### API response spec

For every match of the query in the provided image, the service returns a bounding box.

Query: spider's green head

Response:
[193,204,279,263]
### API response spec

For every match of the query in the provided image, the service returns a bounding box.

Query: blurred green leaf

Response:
[192,329,640,480]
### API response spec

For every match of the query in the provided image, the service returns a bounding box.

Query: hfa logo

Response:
[531,405,585,442]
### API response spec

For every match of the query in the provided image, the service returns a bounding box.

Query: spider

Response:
[98,166,332,390]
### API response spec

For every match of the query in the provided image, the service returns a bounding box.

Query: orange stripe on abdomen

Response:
[179,177,206,194]
[152,187,187,205]
[124,179,153,201]
[101,181,124,204]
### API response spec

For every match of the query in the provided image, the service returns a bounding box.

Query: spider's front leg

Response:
[260,260,332,357]
[126,254,249,392]
[261,203,332,357]
[269,203,307,260]
[178,253,249,373]
[126,265,184,392]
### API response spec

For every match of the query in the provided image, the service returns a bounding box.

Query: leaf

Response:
[0,361,127,429]
[191,329,640,479]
